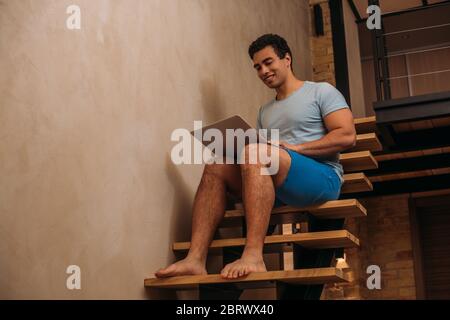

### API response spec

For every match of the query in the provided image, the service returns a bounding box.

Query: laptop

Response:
[190,115,273,160]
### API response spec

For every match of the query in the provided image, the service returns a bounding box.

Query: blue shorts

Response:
[274,148,342,208]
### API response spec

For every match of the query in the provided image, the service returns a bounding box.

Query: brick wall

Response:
[321,194,417,300]
[359,195,416,299]
[309,0,336,86]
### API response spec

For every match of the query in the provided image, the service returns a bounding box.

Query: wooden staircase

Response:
[144,268,349,290]
[145,116,378,299]
[173,230,360,253]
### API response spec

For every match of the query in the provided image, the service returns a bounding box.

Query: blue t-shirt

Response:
[256,80,349,182]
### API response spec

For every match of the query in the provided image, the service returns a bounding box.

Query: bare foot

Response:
[220,255,266,279]
[155,258,207,278]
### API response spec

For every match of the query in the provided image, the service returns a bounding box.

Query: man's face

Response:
[252,45,291,88]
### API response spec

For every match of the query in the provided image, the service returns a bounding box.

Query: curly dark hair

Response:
[248,34,293,71]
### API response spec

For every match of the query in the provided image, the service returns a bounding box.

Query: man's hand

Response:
[279,141,301,152]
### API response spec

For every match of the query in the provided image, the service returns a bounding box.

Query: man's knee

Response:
[240,143,270,166]
[240,143,282,177]
[204,163,235,180]
[204,163,242,195]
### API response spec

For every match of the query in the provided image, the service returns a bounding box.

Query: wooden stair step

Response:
[144,267,349,290]
[374,146,450,162]
[350,133,383,152]
[341,172,373,193]
[369,167,450,183]
[393,116,450,133]
[173,230,360,254]
[340,151,378,172]
[354,116,376,134]
[222,199,366,227]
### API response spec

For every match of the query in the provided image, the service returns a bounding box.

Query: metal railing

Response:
[369,0,450,101]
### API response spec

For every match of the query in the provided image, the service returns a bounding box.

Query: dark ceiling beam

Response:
[329,0,351,107]
[347,0,362,21]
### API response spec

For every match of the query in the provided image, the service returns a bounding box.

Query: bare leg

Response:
[155,163,242,278]
[221,144,291,279]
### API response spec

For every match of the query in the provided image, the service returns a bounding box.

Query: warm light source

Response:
[336,253,350,270]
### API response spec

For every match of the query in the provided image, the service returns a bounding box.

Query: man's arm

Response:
[280,108,356,158]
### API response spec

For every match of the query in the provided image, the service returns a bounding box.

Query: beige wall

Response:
[0,0,312,299]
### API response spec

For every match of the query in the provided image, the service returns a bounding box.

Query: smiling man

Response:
[251,34,356,204]
[155,33,356,280]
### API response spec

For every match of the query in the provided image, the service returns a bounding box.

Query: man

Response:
[156,33,356,279]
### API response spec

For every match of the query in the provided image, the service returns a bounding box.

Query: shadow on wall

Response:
[143,153,198,299]
[164,153,196,243]
[200,77,227,124]
[143,78,230,299]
